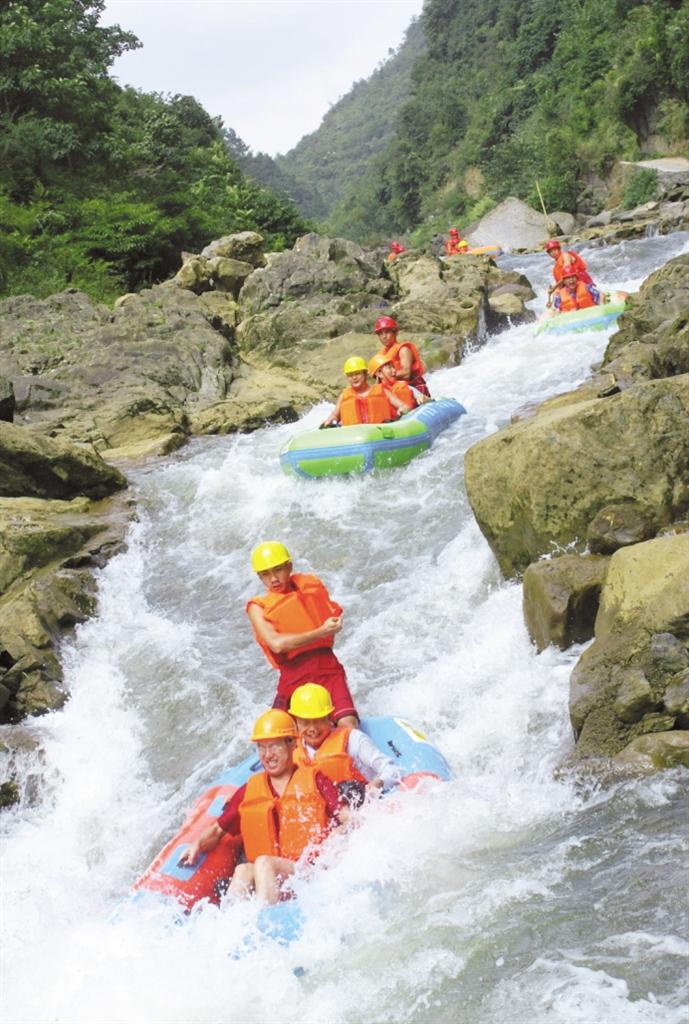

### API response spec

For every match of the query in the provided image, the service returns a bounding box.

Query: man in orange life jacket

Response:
[552,270,602,312]
[445,227,465,256]
[367,351,419,417]
[388,240,405,262]
[290,683,402,795]
[544,239,596,306]
[320,355,406,427]
[179,710,349,905]
[374,316,431,398]
[247,541,359,728]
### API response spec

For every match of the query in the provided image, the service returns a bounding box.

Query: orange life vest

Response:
[554,280,597,312]
[294,727,367,784]
[247,573,342,670]
[381,340,425,379]
[553,252,592,285]
[239,766,330,862]
[386,379,416,415]
[339,384,394,425]
[445,239,463,256]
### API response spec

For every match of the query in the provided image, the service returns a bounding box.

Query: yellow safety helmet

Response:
[251,709,297,742]
[367,352,393,376]
[289,683,335,719]
[251,541,291,573]
[343,356,368,376]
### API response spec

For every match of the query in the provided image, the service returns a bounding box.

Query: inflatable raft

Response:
[133,715,451,916]
[280,398,467,479]
[466,243,502,257]
[534,299,626,337]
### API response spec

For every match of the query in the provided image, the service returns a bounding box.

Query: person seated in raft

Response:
[544,239,597,305]
[456,239,470,254]
[289,683,402,795]
[552,270,602,313]
[179,710,353,905]
[374,316,431,398]
[367,352,419,416]
[444,227,465,256]
[247,541,359,729]
[320,356,401,428]
[388,241,406,262]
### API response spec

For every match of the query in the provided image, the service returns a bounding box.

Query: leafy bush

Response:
[621,168,658,209]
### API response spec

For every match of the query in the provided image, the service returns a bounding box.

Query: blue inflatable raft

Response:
[279,398,467,479]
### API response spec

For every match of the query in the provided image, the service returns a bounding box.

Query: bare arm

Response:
[395,345,414,382]
[178,821,224,866]
[247,603,342,655]
[321,393,344,427]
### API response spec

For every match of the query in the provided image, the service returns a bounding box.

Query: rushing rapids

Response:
[2,232,688,1024]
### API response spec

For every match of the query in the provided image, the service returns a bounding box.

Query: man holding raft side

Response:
[179,710,350,904]
[247,541,359,728]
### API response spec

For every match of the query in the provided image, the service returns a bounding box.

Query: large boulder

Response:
[602,253,689,385]
[0,286,240,457]
[523,554,609,651]
[464,374,689,577]
[466,197,550,250]
[569,533,689,759]
[0,495,129,722]
[0,422,126,499]
[200,230,266,267]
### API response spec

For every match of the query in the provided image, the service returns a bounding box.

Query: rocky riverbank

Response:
[464,253,689,770]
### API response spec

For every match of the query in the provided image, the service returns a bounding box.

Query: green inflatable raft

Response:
[280,398,467,479]
[534,300,626,337]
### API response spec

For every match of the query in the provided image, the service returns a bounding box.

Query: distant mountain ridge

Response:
[227,19,425,222]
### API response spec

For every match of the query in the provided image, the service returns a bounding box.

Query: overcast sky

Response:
[101,1,424,156]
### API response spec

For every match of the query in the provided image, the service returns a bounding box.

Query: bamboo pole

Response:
[535,179,557,236]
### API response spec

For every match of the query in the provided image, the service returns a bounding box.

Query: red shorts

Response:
[273,649,358,722]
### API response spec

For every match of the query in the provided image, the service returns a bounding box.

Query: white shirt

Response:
[303,729,402,788]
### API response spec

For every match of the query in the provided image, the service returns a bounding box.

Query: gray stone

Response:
[615,730,689,770]
[663,670,689,726]
[587,502,657,555]
[466,197,549,250]
[645,633,689,679]
[613,667,658,723]
[523,554,608,651]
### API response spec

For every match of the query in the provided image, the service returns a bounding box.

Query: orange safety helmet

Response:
[374,316,398,334]
[251,709,297,742]
[544,239,561,251]
[367,352,394,376]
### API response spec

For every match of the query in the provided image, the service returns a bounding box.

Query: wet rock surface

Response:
[464,247,689,767]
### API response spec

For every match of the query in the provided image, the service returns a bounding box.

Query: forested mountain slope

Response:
[0,1,309,303]
[268,18,426,220]
[299,0,689,242]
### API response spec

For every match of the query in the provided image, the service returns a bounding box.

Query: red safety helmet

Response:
[449,228,459,236]
[374,316,398,334]
[544,239,561,251]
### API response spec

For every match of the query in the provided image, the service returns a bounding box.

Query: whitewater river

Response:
[2,232,689,1024]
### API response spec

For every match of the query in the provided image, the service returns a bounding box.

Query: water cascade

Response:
[2,233,688,1024]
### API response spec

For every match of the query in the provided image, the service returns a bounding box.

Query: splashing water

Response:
[2,233,688,1024]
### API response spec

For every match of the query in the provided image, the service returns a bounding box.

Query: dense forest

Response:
[271,0,689,243]
[0,1,310,304]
